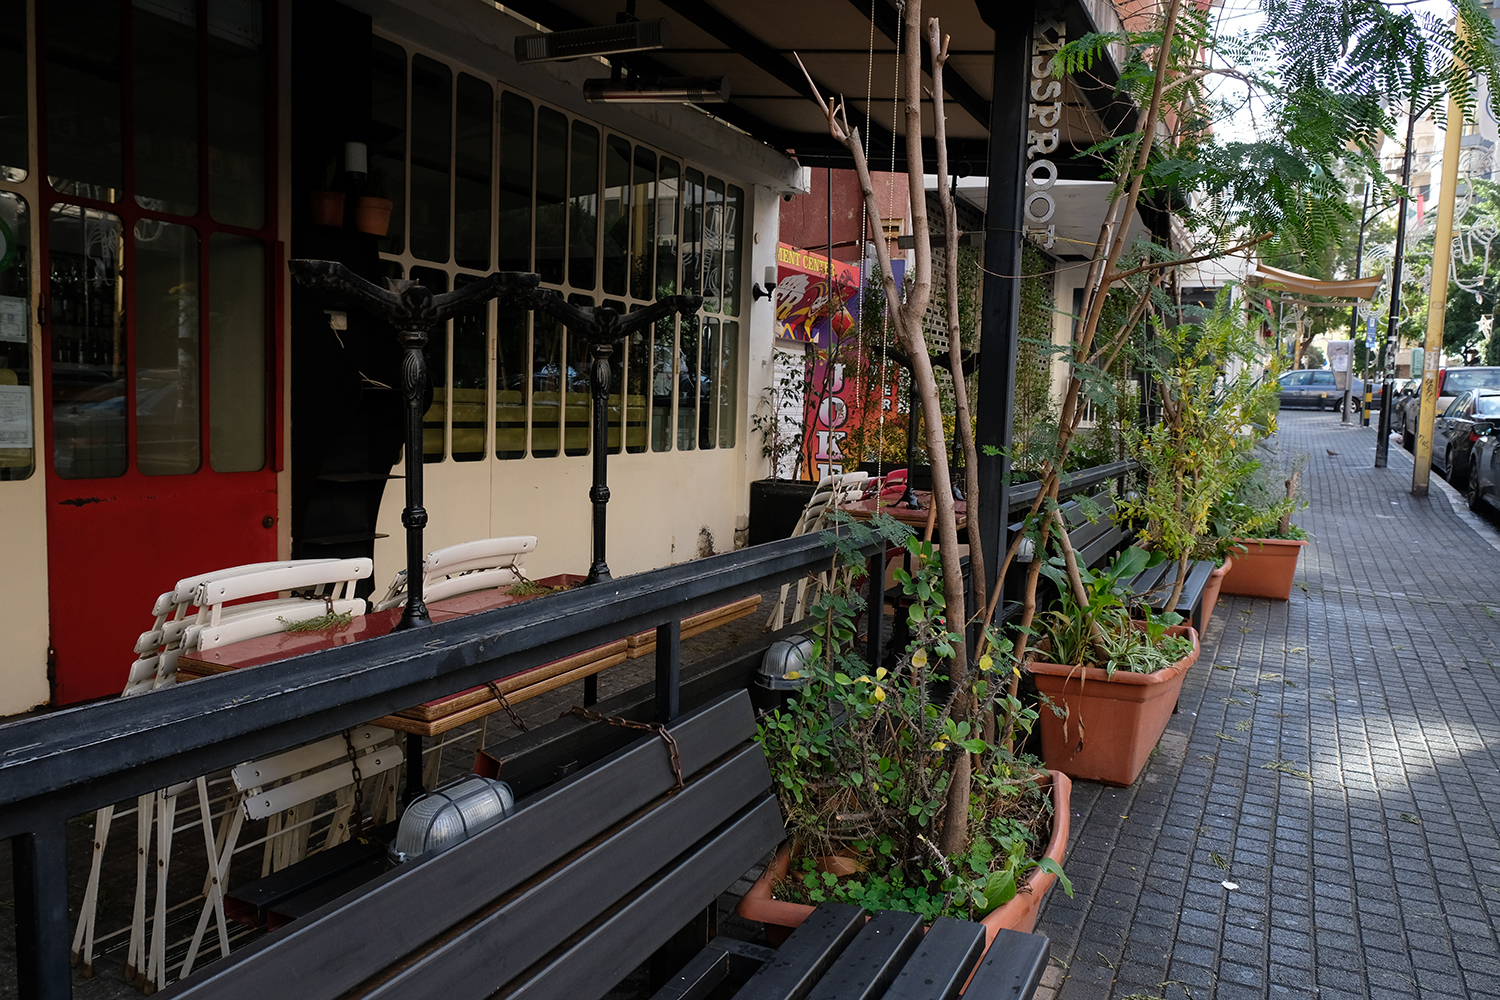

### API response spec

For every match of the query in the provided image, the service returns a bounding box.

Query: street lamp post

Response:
[288,260,540,628]
[526,291,703,584]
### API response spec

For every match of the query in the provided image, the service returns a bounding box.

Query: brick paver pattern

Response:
[1032,410,1500,1000]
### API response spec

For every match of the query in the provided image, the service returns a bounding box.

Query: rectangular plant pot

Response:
[1028,625,1199,787]
[1220,537,1307,600]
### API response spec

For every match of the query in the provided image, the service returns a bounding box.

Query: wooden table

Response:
[175,575,626,737]
[839,490,968,531]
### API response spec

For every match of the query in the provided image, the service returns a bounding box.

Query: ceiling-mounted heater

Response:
[515,18,671,63]
[583,76,731,104]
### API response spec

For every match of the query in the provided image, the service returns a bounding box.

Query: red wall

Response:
[780,168,909,261]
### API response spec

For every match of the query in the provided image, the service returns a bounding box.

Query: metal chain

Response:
[486,681,532,732]
[565,707,684,792]
[341,730,366,840]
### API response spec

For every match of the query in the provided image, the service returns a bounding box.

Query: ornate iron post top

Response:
[524,288,703,344]
[287,259,541,332]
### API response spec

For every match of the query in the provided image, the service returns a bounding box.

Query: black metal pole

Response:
[396,327,433,630]
[975,0,1035,603]
[586,343,615,584]
[12,823,71,1000]
[1377,98,1419,469]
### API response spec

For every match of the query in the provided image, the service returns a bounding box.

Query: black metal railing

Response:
[0,530,885,1000]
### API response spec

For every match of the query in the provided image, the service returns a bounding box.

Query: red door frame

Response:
[36,0,283,704]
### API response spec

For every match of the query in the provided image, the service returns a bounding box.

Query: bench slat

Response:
[805,909,924,1000]
[1075,525,1131,569]
[651,944,732,1000]
[505,796,787,1000]
[169,690,758,1000]
[732,903,866,1000]
[961,928,1049,999]
[881,916,986,1000]
[361,743,775,1000]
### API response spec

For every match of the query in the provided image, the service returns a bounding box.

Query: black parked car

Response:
[1468,420,1500,514]
[1402,367,1500,450]
[1434,389,1500,484]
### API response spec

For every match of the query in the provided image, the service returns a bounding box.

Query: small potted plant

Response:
[1026,546,1201,786]
[309,156,345,226]
[740,517,1072,949]
[355,167,394,237]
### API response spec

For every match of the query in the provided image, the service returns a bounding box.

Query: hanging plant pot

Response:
[354,196,394,236]
[1028,625,1200,787]
[1220,538,1307,600]
[1198,556,1233,632]
[736,771,1072,946]
[309,190,345,226]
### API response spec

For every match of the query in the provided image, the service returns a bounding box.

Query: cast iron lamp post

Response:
[289,259,540,629]
[527,290,703,584]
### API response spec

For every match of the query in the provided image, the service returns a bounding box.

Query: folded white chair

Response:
[766,472,871,631]
[373,535,538,612]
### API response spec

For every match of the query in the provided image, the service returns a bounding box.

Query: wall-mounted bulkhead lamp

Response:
[515,18,671,63]
[583,75,730,104]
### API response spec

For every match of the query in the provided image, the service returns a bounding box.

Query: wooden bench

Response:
[1012,492,1217,633]
[165,689,1049,1000]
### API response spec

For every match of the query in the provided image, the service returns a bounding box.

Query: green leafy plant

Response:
[1036,547,1193,678]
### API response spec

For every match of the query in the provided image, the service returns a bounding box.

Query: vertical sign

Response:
[1024,18,1066,249]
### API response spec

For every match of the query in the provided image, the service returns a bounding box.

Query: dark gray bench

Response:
[165,689,1048,1000]
[1012,492,1216,633]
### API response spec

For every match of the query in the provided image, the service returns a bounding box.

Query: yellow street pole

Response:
[1412,50,1466,496]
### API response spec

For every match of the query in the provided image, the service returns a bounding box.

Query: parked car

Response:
[1342,376,1385,415]
[1468,421,1500,514]
[1431,389,1500,484]
[1402,367,1500,450]
[1276,369,1342,409]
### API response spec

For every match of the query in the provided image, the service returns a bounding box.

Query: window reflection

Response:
[531,309,563,457]
[133,2,198,216]
[568,121,599,290]
[681,169,705,297]
[208,0,267,228]
[209,233,265,472]
[46,0,123,201]
[656,160,679,297]
[495,304,527,459]
[0,0,27,180]
[651,313,673,452]
[699,316,718,449]
[49,205,125,479]
[602,136,630,297]
[719,321,738,448]
[454,74,493,271]
[371,38,408,255]
[624,321,648,454]
[411,266,449,461]
[134,220,200,475]
[411,56,452,263]
[630,147,656,301]
[677,312,698,451]
[0,192,33,480]
[496,93,533,275]
[703,177,724,312]
[452,274,488,461]
[724,186,744,317]
[535,108,567,285]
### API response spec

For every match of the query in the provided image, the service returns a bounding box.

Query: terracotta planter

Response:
[1220,537,1307,600]
[354,196,394,236]
[1028,625,1200,787]
[309,190,345,226]
[1198,556,1232,633]
[736,771,1072,946]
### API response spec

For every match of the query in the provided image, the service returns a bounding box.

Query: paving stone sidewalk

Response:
[1032,409,1500,1000]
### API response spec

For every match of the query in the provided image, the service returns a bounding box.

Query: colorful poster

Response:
[773,244,861,346]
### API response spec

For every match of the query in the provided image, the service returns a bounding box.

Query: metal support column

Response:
[655,620,681,724]
[975,0,1036,601]
[13,823,71,1000]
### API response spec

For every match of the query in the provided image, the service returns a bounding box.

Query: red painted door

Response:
[38,0,279,704]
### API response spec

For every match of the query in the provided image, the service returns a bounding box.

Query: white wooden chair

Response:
[372,535,538,612]
[74,558,374,990]
[176,726,404,982]
[765,471,871,631]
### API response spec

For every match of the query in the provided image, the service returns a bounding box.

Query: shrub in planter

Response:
[1211,451,1310,600]
[744,517,1072,941]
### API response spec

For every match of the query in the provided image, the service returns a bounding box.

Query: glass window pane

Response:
[46,0,123,201]
[564,293,593,456]
[676,313,698,451]
[455,74,492,270]
[49,205,125,479]
[651,312,673,452]
[724,185,744,317]
[451,273,488,461]
[134,220,200,476]
[681,169,705,297]
[370,37,407,255]
[702,177,724,312]
[0,0,29,179]
[531,309,562,457]
[535,107,567,285]
[656,159,679,297]
[718,320,737,448]
[601,137,630,296]
[495,304,526,459]
[568,121,599,290]
[629,147,656,301]
[411,266,448,461]
[208,233,265,472]
[699,315,718,449]
[208,0,266,228]
[133,2,198,216]
[602,299,625,454]
[624,317,647,454]
[497,92,533,275]
[410,56,452,263]
[0,192,34,480]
